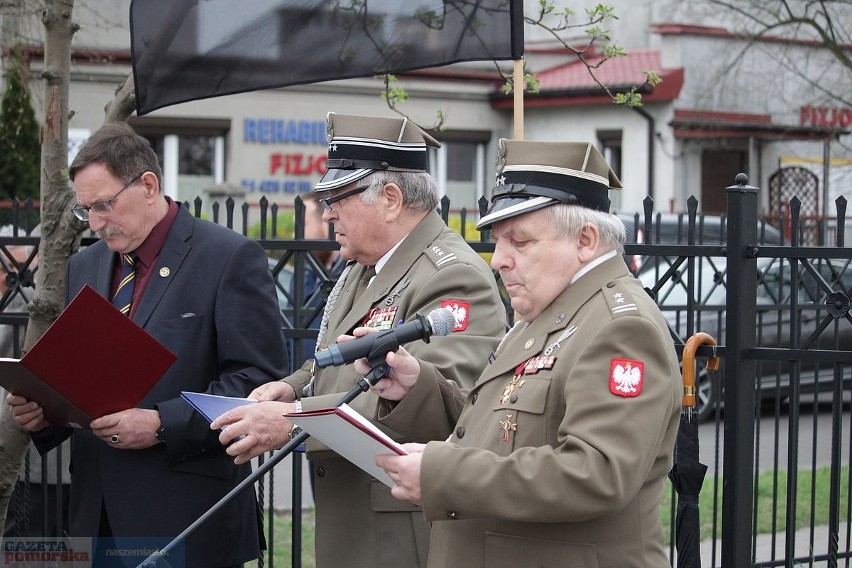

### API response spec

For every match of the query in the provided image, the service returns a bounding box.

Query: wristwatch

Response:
[155,423,166,444]
[288,401,303,440]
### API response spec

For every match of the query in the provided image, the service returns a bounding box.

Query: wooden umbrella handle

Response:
[682,332,720,408]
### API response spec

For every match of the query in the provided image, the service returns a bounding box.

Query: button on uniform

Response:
[455,426,465,439]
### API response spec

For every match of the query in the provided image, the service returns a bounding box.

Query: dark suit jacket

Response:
[35,206,288,568]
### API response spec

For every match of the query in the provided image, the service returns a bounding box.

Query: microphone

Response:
[315,307,457,368]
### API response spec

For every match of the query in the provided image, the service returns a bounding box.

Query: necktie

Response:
[112,253,137,316]
[354,265,376,299]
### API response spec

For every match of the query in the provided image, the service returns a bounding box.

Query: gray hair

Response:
[543,204,626,254]
[359,170,439,213]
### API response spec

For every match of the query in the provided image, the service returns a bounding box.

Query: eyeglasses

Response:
[71,174,144,221]
[318,185,369,212]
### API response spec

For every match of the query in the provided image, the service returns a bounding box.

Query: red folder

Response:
[0,285,177,427]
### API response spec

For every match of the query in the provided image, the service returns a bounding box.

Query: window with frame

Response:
[429,130,490,217]
[130,117,229,205]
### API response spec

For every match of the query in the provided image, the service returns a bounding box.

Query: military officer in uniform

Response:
[212,113,507,567]
[372,139,681,567]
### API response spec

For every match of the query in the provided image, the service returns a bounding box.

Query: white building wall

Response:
[524,103,680,214]
[2,0,849,217]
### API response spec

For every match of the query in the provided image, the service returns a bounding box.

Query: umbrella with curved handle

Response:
[682,332,720,415]
[670,331,719,568]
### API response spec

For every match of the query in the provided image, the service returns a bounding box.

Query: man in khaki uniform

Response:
[373,139,681,567]
[212,113,506,567]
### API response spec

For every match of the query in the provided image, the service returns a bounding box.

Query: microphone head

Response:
[426,307,458,337]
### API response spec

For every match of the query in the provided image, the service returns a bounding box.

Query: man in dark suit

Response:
[7,122,288,568]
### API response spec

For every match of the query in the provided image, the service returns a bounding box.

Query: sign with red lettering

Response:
[800,106,852,128]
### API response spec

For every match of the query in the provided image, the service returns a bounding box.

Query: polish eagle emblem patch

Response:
[441,300,469,331]
[609,359,644,397]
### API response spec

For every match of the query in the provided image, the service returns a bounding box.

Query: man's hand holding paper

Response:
[211,400,298,464]
[375,443,426,504]
[6,393,50,432]
[90,407,161,449]
[248,380,297,403]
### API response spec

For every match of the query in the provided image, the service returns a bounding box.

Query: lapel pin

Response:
[159,267,170,277]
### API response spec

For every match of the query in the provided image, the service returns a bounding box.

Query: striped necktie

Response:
[112,253,137,316]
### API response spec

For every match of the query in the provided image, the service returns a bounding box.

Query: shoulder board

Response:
[602,280,640,318]
[425,241,460,269]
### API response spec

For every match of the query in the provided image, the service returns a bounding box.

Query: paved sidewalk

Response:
[683,525,838,567]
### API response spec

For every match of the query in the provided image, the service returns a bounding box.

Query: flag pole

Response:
[509,0,524,140]
[513,59,524,140]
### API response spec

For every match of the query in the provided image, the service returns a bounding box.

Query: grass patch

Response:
[246,508,316,568]
[662,465,850,543]
[248,466,849,565]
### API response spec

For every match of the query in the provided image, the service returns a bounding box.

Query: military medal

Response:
[361,306,398,331]
[522,356,556,374]
[498,362,529,404]
[498,413,517,442]
[385,276,412,306]
[543,325,577,356]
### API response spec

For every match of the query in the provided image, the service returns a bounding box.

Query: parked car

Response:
[617,212,782,275]
[639,255,852,420]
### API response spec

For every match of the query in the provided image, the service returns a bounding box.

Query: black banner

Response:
[130,0,523,115]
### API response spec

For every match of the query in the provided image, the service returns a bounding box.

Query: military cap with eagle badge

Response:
[477,139,623,229]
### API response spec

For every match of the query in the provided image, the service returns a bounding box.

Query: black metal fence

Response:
[1,178,851,567]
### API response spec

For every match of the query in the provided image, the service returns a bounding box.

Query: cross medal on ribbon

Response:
[499,414,517,442]
[498,362,528,405]
[496,361,531,443]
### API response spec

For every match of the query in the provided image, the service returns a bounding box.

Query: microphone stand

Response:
[138,360,391,567]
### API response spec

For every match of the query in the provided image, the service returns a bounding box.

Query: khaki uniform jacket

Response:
[384,255,681,568]
[283,211,506,568]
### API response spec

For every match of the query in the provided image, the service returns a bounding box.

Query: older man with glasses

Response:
[7,121,288,568]
[211,112,507,568]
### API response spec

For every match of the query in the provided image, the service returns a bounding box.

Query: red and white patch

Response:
[609,359,644,397]
[441,300,469,332]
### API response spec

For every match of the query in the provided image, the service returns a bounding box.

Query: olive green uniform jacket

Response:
[382,255,680,568]
[283,211,506,568]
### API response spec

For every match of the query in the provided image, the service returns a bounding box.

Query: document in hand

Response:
[0,285,176,428]
[180,391,256,423]
[285,404,407,488]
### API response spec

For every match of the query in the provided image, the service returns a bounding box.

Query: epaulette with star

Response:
[602,281,640,319]
[424,241,459,269]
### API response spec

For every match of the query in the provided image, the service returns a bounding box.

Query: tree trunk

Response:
[0,0,82,537]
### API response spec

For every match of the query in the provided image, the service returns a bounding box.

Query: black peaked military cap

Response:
[477,139,623,230]
[314,112,441,192]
